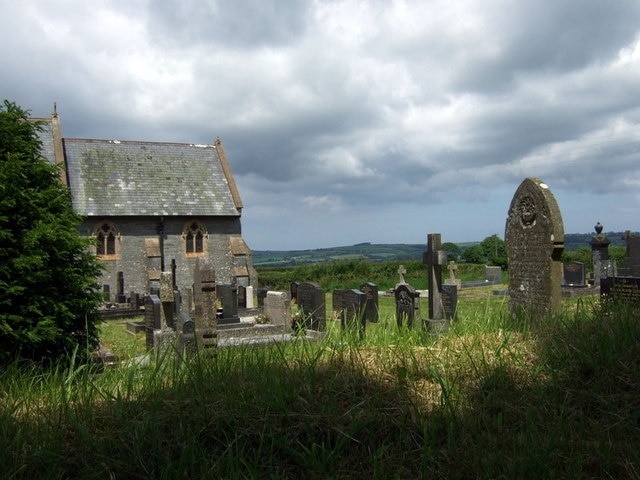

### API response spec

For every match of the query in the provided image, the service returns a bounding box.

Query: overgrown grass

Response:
[1,291,639,479]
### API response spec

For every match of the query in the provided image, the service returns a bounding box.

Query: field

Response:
[1,285,639,479]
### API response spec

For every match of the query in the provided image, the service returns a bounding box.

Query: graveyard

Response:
[3,178,640,478]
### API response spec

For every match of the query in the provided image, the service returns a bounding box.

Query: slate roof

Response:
[36,118,242,218]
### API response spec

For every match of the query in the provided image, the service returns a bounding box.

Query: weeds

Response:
[1,290,639,478]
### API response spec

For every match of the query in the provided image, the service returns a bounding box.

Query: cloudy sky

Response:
[2,0,640,250]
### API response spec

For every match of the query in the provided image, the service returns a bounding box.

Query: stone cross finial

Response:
[397,265,406,284]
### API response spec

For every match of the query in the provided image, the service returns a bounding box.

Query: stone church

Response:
[35,110,257,304]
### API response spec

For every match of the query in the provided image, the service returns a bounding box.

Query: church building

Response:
[35,110,257,304]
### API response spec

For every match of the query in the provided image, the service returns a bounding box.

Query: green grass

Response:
[1,289,639,479]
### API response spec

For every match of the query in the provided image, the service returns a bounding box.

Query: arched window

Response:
[94,222,119,257]
[183,221,207,255]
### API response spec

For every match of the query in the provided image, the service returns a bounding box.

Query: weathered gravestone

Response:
[505,178,564,318]
[297,282,326,331]
[444,261,461,288]
[620,231,640,276]
[423,233,455,329]
[144,294,162,350]
[484,266,503,284]
[600,276,640,305]
[257,288,268,308]
[394,283,419,329]
[332,289,345,318]
[590,222,611,287]
[359,282,379,323]
[263,291,291,327]
[341,289,367,338]
[217,284,240,324]
[563,261,585,286]
[193,256,218,351]
[237,285,247,309]
[290,282,300,305]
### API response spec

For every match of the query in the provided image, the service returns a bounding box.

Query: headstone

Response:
[423,233,448,322]
[590,223,610,287]
[237,285,247,309]
[332,289,345,318]
[217,284,240,324]
[176,311,196,356]
[144,294,162,349]
[394,283,419,329]
[441,284,458,321]
[444,261,462,288]
[396,265,407,286]
[621,231,640,276]
[341,289,367,338]
[297,282,326,331]
[563,262,585,286]
[193,256,217,350]
[102,284,110,303]
[245,285,255,309]
[601,276,640,303]
[505,178,565,318]
[117,271,126,303]
[257,288,268,308]
[359,282,379,323]
[160,271,175,329]
[484,266,502,284]
[290,282,300,304]
[263,291,291,327]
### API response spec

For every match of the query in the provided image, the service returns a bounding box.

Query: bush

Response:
[0,101,103,365]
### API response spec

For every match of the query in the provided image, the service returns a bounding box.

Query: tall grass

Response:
[1,294,639,479]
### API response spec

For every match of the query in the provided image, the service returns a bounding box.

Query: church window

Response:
[94,222,119,258]
[184,221,207,255]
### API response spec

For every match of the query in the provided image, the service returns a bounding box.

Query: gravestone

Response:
[217,284,240,324]
[237,285,247,309]
[290,282,300,304]
[563,261,585,286]
[601,276,640,305]
[176,311,196,357]
[144,294,162,349]
[621,231,640,276]
[257,288,268,308]
[444,261,462,288]
[102,284,110,303]
[396,265,407,286]
[194,256,217,350]
[484,266,502,284]
[423,233,448,324]
[245,285,254,309]
[394,283,419,329]
[505,178,564,318]
[160,271,176,329]
[332,289,345,317]
[117,271,126,303]
[264,291,291,327]
[441,284,458,321]
[341,289,367,338]
[590,222,611,287]
[359,282,379,323]
[297,282,326,331]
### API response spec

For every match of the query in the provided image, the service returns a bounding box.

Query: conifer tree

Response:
[0,101,102,365]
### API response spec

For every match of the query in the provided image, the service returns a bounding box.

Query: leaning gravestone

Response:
[505,178,564,318]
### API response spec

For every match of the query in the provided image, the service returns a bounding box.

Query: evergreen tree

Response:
[0,101,103,365]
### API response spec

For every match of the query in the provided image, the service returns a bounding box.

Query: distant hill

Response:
[253,232,629,267]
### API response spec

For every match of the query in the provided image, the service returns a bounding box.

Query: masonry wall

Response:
[80,215,257,304]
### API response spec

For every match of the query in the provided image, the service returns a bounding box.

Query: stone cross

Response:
[397,265,407,285]
[447,261,458,281]
[423,233,448,321]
